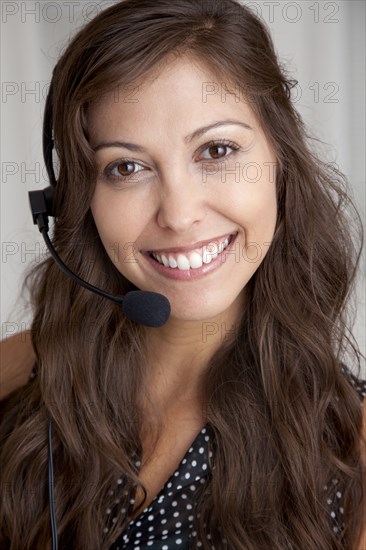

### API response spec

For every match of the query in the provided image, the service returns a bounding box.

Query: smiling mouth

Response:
[147,233,237,271]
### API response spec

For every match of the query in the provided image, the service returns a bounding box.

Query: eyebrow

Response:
[92,119,253,153]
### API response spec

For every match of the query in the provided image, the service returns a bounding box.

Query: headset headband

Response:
[43,75,57,188]
[29,70,57,224]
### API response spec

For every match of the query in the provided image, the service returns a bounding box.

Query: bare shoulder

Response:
[359,398,366,549]
[0,331,36,400]
[362,399,366,458]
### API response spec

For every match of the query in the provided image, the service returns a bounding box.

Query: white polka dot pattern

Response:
[109,424,214,549]
[27,362,366,548]
[323,364,366,538]
[107,365,366,548]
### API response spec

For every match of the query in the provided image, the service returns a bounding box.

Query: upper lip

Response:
[143,232,237,255]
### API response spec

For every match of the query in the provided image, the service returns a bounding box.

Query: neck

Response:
[141,293,245,413]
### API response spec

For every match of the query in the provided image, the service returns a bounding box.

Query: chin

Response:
[169,301,234,323]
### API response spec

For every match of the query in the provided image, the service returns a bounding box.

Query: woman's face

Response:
[89,57,278,323]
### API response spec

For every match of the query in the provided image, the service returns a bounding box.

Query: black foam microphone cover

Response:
[122,291,171,327]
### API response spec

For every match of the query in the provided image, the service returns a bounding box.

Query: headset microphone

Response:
[28,74,170,329]
[28,200,170,327]
[28,70,171,550]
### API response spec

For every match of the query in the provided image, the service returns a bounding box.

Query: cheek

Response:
[220,177,277,236]
[213,147,277,226]
[90,194,110,245]
[90,191,155,271]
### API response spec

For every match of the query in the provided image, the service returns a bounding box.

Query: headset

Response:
[28,73,170,329]
[27,69,171,550]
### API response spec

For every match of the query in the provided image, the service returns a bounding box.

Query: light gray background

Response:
[1,1,365,375]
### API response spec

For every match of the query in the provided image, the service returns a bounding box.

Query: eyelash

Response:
[101,139,241,184]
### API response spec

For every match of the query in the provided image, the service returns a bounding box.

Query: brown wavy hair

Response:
[1,0,365,548]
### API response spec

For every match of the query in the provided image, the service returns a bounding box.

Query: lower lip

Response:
[141,233,238,281]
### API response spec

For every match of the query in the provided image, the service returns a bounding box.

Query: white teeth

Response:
[150,235,233,270]
[218,239,228,253]
[177,254,191,270]
[168,255,178,268]
[202,242,219,264]
[189,251,203,269]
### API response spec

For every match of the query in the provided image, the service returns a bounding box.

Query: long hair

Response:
[1,0,365,548]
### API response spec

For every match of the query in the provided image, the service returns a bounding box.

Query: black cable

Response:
[34,221,170,327]
[48,417,58,550]
[41,227,123,305]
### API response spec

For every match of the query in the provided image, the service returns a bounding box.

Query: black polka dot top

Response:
[108,423,215,549]
[28,363,366,548]
[106,365,366,549]
[324,365,366,539]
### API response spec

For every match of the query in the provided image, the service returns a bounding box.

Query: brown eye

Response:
[101,139,240,186]
[115,161,136,176]
[208,145,229,159]
[103,159,145,183]
[200,140,240,162]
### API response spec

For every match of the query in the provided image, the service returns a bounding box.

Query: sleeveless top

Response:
[105,365,366,549]
[28,364,366,548]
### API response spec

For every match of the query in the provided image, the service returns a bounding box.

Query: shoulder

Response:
[361,378,366,549]
[341,364,366,549]
[0,331,36,401]
[359,397,366,549]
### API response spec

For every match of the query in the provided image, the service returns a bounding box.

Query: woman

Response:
[1,0,365,548]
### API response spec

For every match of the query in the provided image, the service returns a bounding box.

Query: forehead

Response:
[87,57,258,140]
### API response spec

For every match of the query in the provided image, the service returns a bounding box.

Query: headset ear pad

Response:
[28,186,53,229]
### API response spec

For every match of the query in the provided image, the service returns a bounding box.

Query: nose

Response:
[156,168,206,232]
